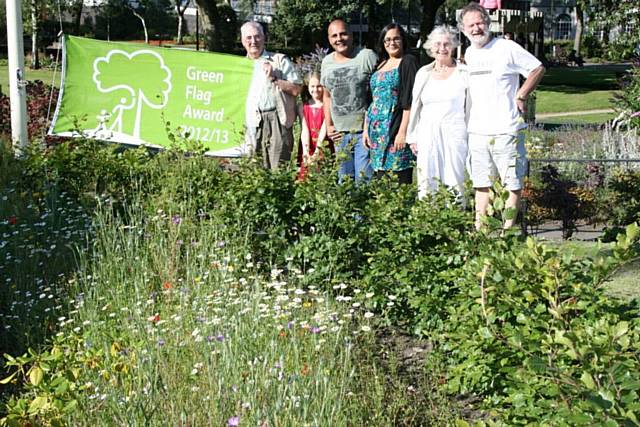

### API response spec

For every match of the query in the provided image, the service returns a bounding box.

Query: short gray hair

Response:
[241,21,264,38]
[424,25,460,58]
[457,2,491,32]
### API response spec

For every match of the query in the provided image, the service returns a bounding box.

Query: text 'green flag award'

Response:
[49,36,254,156]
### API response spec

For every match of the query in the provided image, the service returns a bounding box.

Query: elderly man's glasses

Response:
[383,37,402,45]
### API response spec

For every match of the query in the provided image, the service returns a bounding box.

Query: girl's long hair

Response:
[301,71,322,104]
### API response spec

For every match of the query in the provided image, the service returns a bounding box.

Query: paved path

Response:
[536,108,614,119]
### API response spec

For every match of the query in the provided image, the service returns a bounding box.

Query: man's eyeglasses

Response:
[383,37,402,45]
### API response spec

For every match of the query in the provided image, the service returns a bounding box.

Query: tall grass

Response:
[0,144,458,426]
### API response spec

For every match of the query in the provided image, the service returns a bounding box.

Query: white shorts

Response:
[468,132,527,191]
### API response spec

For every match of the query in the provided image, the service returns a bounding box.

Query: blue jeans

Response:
[336,132,372,184]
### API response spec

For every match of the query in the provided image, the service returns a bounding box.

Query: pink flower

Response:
[228,416,240,426]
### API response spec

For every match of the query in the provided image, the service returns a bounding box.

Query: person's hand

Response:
[362,129,371,149]
[393,133,406,152]
[516,97,527,114]
[262,62,274,81]
[409,143,418,155]
[327,125,342,143]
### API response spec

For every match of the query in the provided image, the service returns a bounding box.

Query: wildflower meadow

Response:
[1,139,639,426]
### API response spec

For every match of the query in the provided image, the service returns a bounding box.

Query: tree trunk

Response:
[177,14,184,44]
[30,0,39,69]
[600,0,613,45]
[365,0,377,48]
[419,0,446,44]
[573,4,583,54]
[176,0,189,45]
[132,10,149,44]
[193,0,219,51]
[72,0,83,34]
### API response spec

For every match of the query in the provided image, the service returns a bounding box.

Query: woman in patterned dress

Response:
[363,23,418,184]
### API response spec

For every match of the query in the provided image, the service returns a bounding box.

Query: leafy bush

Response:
[523,165,601,238]
[581,33,604,59]
[441,224,640,425]
[614,59,640,130]
[2,141,639,426]
[0,81,60,140]
[603,169,640,240]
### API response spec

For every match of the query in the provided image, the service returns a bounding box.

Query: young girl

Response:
[297,71,333,180]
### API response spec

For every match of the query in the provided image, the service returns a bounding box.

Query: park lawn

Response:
[541,64,629,89]
[536,112,616,125]
[535,86,618,114]
[534,63,629,115]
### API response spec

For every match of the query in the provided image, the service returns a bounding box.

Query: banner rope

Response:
[44,0,65,140]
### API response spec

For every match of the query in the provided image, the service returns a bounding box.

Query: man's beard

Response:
[468,32,490,47]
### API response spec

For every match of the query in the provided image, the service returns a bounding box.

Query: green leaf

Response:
[613,321,629,339]
[625,410,638,423]
[29,366,43,386]
[479,327,493,339]
[62,399,78,413]
[621,380,640,391]
[599,390,615,405]
[581,372,596,390]
[0,371,18,385]
[566,412,593,423]
[503,207,517,220]
[492,271,504,283]
[28,396,48,415]
[455,419,470,427]
[625,222,638,241]
[554,331,573,347]
[587,393,613,410]
[54,379,70,395]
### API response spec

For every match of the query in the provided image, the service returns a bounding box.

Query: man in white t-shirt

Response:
[459,2,545,230]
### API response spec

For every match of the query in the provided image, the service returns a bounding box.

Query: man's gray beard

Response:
[469,33,491,48]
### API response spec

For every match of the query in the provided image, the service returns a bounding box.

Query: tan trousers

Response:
[255,110,293,171]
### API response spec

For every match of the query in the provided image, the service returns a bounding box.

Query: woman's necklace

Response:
[434,62,454,73]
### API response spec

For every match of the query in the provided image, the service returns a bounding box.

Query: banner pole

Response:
[6,0,29,155]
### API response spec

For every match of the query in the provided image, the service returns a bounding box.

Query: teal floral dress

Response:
[367,67,414,171]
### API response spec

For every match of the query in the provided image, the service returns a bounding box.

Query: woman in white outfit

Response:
[407,25,470,201]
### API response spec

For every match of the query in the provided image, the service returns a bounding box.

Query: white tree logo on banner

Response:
[92,50,172,141]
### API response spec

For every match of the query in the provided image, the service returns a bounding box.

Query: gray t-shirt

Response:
[321,48,377,132]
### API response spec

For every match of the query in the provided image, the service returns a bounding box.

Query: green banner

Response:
[50,36,254,156]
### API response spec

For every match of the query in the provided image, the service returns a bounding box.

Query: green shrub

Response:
[2,141,639,426]
[441,222,640,425]
[614,60,640,130]
[581,33,604,59]
[603,169,640,240]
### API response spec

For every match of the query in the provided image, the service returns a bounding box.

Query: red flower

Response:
[8,215,17,225]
